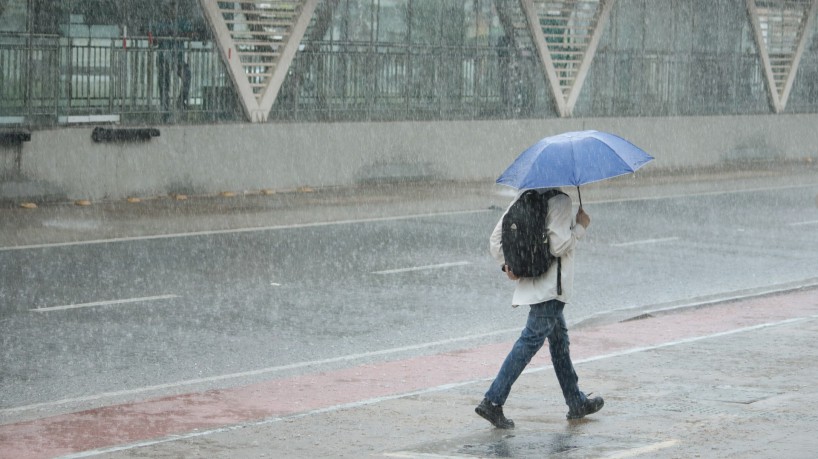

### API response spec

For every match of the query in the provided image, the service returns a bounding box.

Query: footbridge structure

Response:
[1,0,817,201]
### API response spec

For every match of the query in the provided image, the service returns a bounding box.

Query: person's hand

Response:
[576,207,591,229]
[504,265,520,281]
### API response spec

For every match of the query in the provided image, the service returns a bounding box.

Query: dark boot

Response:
[566,395,604,420]
[475,398,515,429]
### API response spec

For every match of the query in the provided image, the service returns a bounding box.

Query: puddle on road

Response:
[387,431,675,458]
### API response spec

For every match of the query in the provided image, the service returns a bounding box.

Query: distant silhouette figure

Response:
[151,14,194,118]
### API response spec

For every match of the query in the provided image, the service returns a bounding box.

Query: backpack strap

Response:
[541,189,566,296]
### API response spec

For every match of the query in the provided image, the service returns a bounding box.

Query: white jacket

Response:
[489,190,585,306]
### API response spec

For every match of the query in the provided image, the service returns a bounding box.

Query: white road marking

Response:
[589,182,818,205]
[57,314,817,459]
[611,237,679,247]
[30,295,179,312]
[0,209,491,252]
[605,439,679,458]
[372,261,470,275]
[384,453,467,458]
[2,325,523,416]
[541,316,817,370]
[6,182,817,253]
[789,219,818,226]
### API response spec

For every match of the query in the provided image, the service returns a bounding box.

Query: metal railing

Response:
[3,34,817,125]
[268,41,818,121]
[270,42,553,121]
[0,33,241,125]
[579,51,772,117]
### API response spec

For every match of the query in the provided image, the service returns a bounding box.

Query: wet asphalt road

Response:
[2,179,818,419]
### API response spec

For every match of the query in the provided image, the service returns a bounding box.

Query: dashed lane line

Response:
[789,220,818,226]
[0,209,492,252]
[30,295,179,312]
[611,237,679,247]
[372,261,471,275]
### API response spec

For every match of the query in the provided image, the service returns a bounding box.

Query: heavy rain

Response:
[1,0,818,458]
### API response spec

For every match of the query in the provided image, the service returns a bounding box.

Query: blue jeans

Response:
[485,300,586,410]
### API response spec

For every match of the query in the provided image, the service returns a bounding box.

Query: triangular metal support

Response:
[199,0,318,122]
[521,0,614,117]
[747,0,818,113]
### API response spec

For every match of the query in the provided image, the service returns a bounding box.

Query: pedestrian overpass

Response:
[202,0,817,121]
[2,0,817,126]
[1,0,817,202]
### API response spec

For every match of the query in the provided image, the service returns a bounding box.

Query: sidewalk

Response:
[1,287,816,458]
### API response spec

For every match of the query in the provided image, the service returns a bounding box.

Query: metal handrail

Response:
[0,33,237,125]
[2,33,817,125]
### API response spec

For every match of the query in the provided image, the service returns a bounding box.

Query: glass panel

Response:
[377,0,408,43]
[0,0,27,32]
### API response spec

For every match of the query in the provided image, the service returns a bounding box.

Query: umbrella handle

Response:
[577,186,582,208]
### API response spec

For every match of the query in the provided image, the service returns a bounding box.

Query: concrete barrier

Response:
[5,113,818,201]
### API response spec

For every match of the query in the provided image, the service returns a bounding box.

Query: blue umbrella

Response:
[497,130,654,206]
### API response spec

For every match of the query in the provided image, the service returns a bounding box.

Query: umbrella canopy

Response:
[497,130,654,192]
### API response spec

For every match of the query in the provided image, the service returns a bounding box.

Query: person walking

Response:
[475,188,603,429]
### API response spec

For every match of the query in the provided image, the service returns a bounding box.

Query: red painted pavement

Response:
[1,289,816,459]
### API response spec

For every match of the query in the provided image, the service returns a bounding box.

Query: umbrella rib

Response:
[570,139,580,186]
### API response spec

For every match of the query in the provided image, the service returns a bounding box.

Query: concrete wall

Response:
[6,113,818,201]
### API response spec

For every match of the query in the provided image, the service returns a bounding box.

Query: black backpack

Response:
[501,189,566,291]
